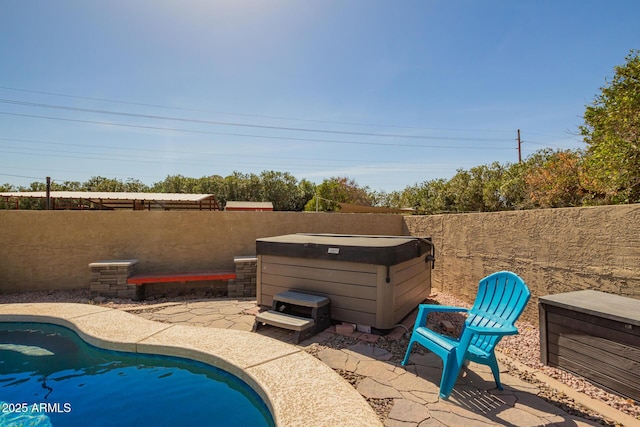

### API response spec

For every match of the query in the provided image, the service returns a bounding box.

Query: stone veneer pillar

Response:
[230,256,257,298]
[89,259,138,299]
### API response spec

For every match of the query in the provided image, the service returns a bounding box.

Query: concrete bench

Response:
[90,259,238,301]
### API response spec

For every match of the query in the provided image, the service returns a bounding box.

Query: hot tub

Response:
[256,234,434,330]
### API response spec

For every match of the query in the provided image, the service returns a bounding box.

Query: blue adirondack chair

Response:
[401,271,531,399]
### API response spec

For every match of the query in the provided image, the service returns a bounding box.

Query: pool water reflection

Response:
[0,323,274,427]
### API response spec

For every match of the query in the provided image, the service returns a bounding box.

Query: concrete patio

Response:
[2,297,637,426]
[122,298,638,427]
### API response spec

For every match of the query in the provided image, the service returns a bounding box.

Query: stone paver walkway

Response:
[123,298,625,427]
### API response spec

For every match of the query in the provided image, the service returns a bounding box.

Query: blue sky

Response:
[1,0,639,192]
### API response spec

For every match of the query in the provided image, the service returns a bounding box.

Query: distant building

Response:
[224,201,273,211]
[0,191,220,210]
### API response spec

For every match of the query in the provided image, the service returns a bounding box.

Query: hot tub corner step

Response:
[254,310,314,331]
[272,291,330,308]
[253,310,315,344]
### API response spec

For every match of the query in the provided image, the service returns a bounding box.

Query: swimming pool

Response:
[0,303,382,426]
[0,322,274,427]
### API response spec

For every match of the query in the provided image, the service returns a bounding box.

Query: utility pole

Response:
[517,129,522,163]
[46,176,51,210]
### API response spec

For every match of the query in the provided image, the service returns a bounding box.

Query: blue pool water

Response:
[0,323,274,427]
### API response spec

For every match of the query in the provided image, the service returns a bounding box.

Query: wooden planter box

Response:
[539,290,640,401]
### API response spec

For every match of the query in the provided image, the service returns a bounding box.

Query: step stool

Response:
[253,291,331,344]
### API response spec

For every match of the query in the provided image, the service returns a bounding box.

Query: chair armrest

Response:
[465,324,518,336]
[413,304,469,330]
[456,324,519,354]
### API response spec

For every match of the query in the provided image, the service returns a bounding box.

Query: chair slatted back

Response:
[465,271,531,352]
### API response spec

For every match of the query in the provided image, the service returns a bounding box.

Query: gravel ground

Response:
[428,291,640,424]
[1,288,638,425]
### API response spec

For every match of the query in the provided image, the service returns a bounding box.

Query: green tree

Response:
[499,162,529,210]
[304,177,372,212]
[294,179,316,211]
[389,179,452,215]
[580,49,640,203]
[424,179,454,214]
[260,171,303,211]
[194,175,226,207]
[0,183,15,191]
[446,163,508,212]
[393,180,445,214]
[376,189,403,210]
[223,171,262,203]
[447,169,485,212]
[55,180,83,191]
[152,175,199,193]
[121,178,149,192]
[80,176,149,192]
[477,163,508,211]
[0,183,16,209]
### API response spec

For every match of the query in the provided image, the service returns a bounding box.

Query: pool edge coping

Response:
[0,302,382,427]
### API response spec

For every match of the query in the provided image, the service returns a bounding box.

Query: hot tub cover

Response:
[256,233,434,266]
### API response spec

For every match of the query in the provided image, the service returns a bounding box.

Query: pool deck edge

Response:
[0,303,382,427]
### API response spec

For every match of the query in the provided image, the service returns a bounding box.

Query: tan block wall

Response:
[404,204,640,323]
[3,205,638,325]
[0,211,404,293]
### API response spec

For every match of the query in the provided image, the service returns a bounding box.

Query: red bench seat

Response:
[127,271,237,300]
[127,271,237,286]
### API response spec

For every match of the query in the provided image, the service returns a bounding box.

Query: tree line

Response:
[2,50,638,213]
[0,171,316,211]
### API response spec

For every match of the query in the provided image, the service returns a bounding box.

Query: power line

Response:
[0,137,449,165]
[0,164,163,184]
[525,140,584,148]
[2,146,463,174]
[1,87,565,189]
[0,173,45,180]
[0,98,515,143]
[2,147,174,164]
[524,130,577,139]
[0,85,515,134]
[0,112,516,150]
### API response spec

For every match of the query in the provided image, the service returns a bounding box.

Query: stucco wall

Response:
[3,205,638,325]
[404,204,640,322]
[0,211,404,293]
